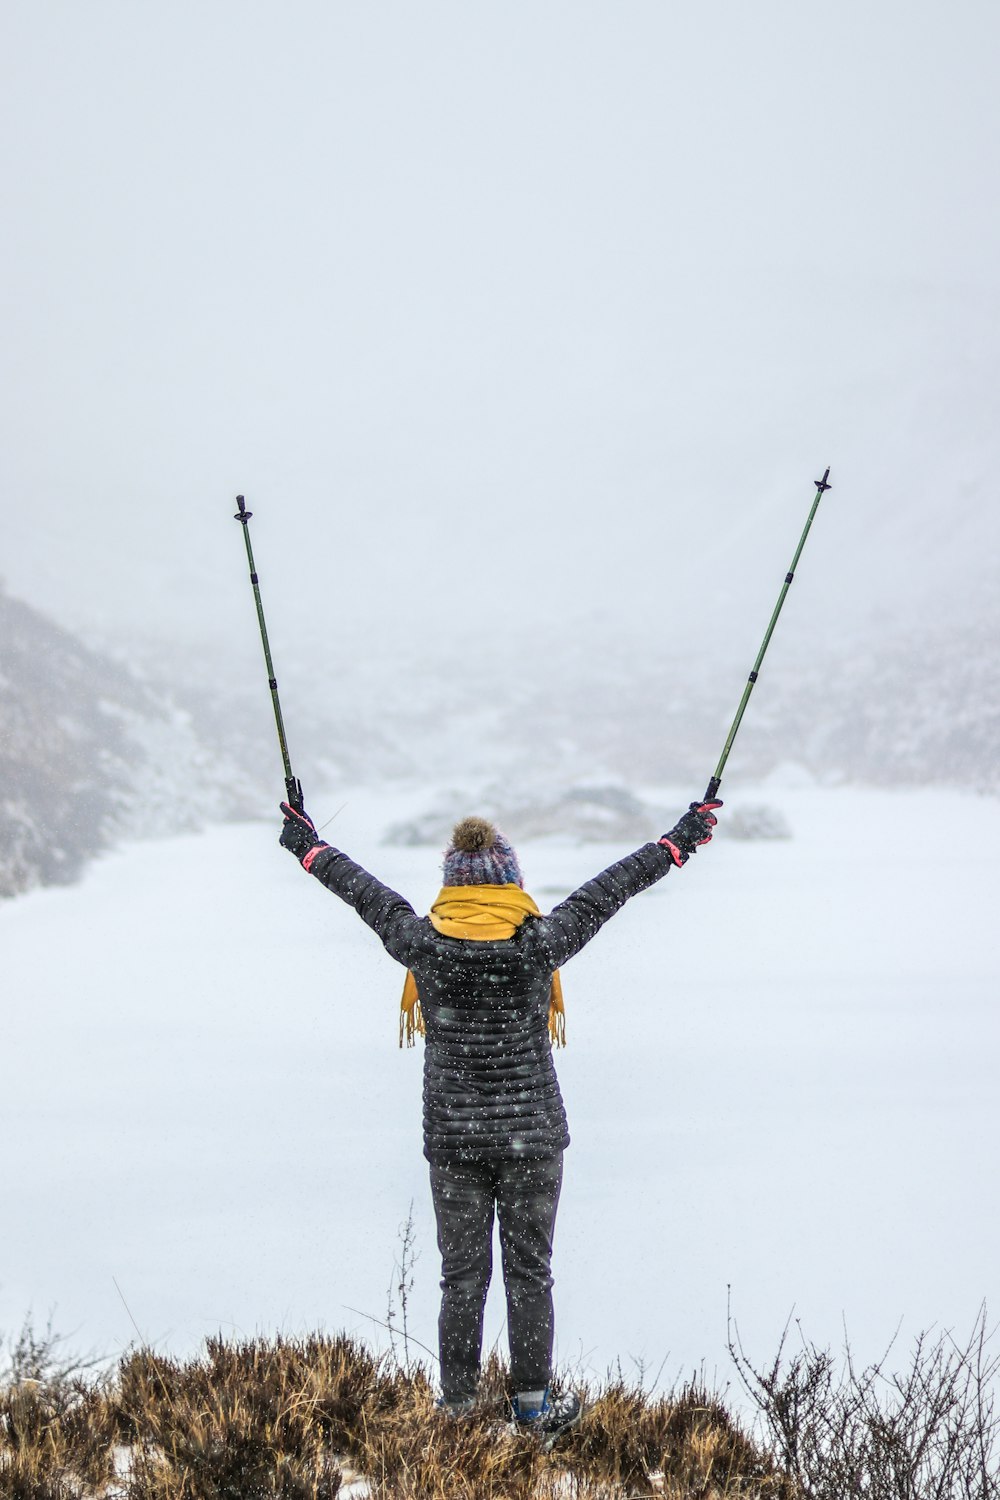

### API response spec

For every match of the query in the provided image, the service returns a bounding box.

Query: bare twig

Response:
[728,1297,999,1499]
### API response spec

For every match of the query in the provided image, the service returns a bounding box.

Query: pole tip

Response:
[814,467,832,492]
[234,495,252,523]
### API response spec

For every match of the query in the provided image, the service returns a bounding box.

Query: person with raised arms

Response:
[278,794,721,1440]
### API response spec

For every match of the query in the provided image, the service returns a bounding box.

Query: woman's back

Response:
[411,920,569,1163]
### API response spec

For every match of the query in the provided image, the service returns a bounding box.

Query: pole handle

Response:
[703,775,722,804]
[285,776,304,814]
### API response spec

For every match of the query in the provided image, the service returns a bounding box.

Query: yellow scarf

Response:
[399,884,566,1049]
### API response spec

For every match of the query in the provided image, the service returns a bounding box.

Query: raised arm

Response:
[535,799,722,969]
[279,802,424,967]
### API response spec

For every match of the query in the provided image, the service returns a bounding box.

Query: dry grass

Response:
[3,1317,997,1498]
[114,1333,400,1497]
[1,1372,116,1499]
[565,1376,795,1499]
[1,1330,790,1500]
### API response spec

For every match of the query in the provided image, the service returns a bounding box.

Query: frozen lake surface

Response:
[3,783,998,1395]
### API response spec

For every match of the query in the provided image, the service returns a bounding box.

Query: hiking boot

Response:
[512,1388,582,1439]
[435,1394,476,1417]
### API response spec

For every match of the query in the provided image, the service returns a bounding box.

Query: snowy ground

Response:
[2,782,998,1402]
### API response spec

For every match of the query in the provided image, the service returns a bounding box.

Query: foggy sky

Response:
[2,1,998,669]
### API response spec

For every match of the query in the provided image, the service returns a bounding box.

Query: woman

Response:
[279,794,721,1436]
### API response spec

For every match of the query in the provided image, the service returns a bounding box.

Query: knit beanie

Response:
[442,816,523,888]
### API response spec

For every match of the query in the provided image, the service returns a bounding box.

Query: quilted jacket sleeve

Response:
[301,846,425,968]
[534,842,674,969]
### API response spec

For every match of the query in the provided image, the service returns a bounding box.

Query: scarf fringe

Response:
[400,987,564,1048]
[400,988,425,1048]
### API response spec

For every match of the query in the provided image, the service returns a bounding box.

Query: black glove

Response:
[279,801,324,862]
[659,799,723,867]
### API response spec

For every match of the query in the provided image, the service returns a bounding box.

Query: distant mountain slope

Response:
[0,586,263,898]
[3,583,995,899]
[261,612,1000,797]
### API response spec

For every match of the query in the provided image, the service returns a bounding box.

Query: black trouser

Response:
[429,1153,564,1403]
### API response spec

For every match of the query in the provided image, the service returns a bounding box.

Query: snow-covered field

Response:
[3,783,998,1399]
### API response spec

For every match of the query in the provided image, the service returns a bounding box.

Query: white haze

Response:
[2,0,999,671]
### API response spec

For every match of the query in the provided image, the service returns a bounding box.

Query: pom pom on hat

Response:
[450,816,497,853]
[443,817,523,887]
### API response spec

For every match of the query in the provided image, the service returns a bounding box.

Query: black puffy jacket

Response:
[305,841,675,1163]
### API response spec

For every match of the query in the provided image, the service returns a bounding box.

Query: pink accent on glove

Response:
[658,838,686,867]
[281,800,316,833]
[693,800,723,843]
[302,844,326,873]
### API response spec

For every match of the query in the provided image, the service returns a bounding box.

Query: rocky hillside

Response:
[0,587,264,898]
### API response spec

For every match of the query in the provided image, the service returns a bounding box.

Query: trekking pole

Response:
[233,495,304,813]
[704,467,831,802]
